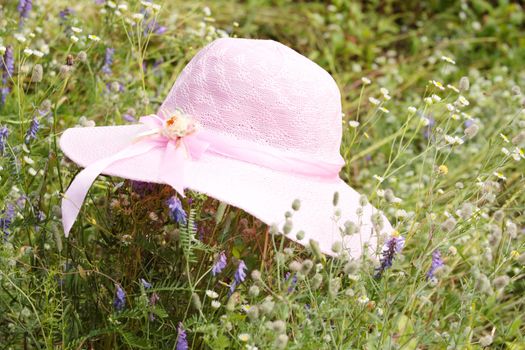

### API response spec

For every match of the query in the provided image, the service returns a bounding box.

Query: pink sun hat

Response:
[60,38,393,257]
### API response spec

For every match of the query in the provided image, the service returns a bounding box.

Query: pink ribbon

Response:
[61,114,345,237]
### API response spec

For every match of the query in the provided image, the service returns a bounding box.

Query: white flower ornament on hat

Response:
[60,37,394,258]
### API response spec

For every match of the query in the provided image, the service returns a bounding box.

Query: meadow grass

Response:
[0,0,524,349]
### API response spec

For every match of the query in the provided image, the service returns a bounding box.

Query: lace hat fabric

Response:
[60,38,393,257]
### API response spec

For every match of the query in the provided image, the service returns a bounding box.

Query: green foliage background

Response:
[0,0,524,349]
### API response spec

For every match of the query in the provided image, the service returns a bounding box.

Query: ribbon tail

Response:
[62,141,158,237]
[159,141,187,197]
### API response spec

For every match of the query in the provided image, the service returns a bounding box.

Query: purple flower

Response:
[167,196,187,224]
[427,250,444,281]
[59,7,74,21]
[285,272,297,293]
[102,47,115,75]
[230,260,247,293]
[1,204,15,241]
[148,292,160,321]
[176,322,188,350]
[17,0,32,27]
[0,126,9,154]
[211,251,227,276]
[113,284,126,311]
[1,46,14,106]
[374,233,405,278]
[122,113,137,123]
[144,18,167,35]
[25,117,39,144]
[130,180,156,195]
[141,278,152,289]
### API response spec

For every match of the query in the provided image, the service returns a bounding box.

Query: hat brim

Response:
[60,125,393,258]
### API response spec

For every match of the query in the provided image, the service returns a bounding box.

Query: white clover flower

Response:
[14,33,27,42]
[71,26,82,33]
[132,13,145,20]
[456,95,470,107]
[408,106,417,114]
[361,77,371,85]
[420,117,430,126]
[431,94,442,102]
[378,107,390,114]
[447,84,459,93]
[238,333,250,342]
[357,295,369,304]
[88,34,101,42]
[205,290,219,299]
[23,156,34,165]
[211,300,221,309]
[23,48,33,56]
[70,35,79,43]
[33,50,44,58]
[440,56,456,64]
[424,97,433,105]
[369,97,380,105]
[348,120,360,128]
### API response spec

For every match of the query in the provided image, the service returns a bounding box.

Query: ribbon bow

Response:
[61,113,209,237]
[61,112,345,237]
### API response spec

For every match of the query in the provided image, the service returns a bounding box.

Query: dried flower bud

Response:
[301,259,313,275]
[30,64,43,83]
[311,273,323,290]
[248,285,260,297]
[191,292,201,310]
[459,76,470,91]
[332,191,339,206]
[464,123,479,139]
[77,51,88,63]
[296,230,305,240]
[251,269,261,281]
[493,275,510,290]
[291,199,301,211]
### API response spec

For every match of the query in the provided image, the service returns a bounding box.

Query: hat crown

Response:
[159,38,343,162]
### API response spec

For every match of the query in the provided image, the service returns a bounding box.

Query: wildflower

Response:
[408,106,417,114]
[166,196,187,224]
[113,284,126,311]
[88,34,101,42]
[361,77,371,85]
[17,0,33,27]
[368,96,381,105]
[0,204,15,240]
[374,231,405,278]
[132,13,145,21]
[430,80,445,90]
[373,174,384,183]
[24,117,39,144]
[238,333,250,342]
[275,334,289,349]
[1,46,14,105]
[14,33,27,43]
[176,322,188,350]
[440,56,456,64]
[441,216,457,232]
[447,84,459,93]
[427,250,445,281]
[102,47,115,75]
[140,278,152,289]
[464,123,479,139]
[230,260,247,293]
[438,164,448,175]
[212,251,227,276]
[431,94,442,102]
[0,126,9,154]
[456,95,469,107]
[30,64,43,83]
[493,172,506,181]
[205,290,218,299]
[459,76,470,91]
[348,120,359,128]
[70,35,79,43]
[493,275,510,290]
[357,295,370,304]
[378,107,390,113]
[23,48,33,56]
